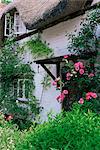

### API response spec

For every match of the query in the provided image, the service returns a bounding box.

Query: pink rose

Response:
[86,92,92,100]
[79,62,84,69]
[66,77,71,80]
[88,73,94,78]
[52,81,57,86]
[74,63,80,71]
[64,55,69,59]
[78,98,84,104]
[86,95,91,100]
[79,69,84,75]
[66,72,71,80]
[56,93,65,102]
[74,62,84,71]
[91,93,97,98]
[63,90,68,95]
[86,92,97,100]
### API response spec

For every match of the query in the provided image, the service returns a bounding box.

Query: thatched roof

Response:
[0,3,6,12]
[0,0,93,30]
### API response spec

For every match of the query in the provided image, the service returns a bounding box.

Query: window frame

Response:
[13,79,31,102]
[5,11,27,37]
[5,13,14,36]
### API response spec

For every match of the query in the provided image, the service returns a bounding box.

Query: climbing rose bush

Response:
[53,55,99,111]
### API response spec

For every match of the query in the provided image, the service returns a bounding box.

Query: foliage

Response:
[53,7,100,112]
[0,113,20,150]
[15,104,100,150]
[0,105,99,150]
[55,55,100,112]
[41,73,51,90]
[68,7,100,56]
[26,38,53,58]
[0,39,40,130]
[1,0,11,4]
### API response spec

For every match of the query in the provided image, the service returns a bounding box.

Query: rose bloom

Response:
[56,93,65,102]
[86,95,91,100]
[74,62,84,71]
[79,62,84,69]
[63,90,68,95]
[86,92,92,100]
[86,92,97,100]
[78,98,84,104]
[52,81,57,86]
[91,92,97,98]
[79,69,84,75]
[66,72,71,80]
[64,55,69,59]
[74,63,80,71]
[5,114,13,121]
[88,73,94,77]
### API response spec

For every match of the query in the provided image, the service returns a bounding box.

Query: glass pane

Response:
[25,80,30,99]
[6,28,10,35]
[19,80,23,98]
[14,80,17,98]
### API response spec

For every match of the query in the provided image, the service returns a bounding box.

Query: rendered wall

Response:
[15,0,100,121]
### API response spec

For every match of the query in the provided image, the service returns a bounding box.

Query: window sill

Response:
[17,98,31,102]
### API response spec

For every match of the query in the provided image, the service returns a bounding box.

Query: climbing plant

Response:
[53,7,100,113]
[1,0,11,4]
[26,38,53,58]
[0,39,40,129]
[68,7,100,56]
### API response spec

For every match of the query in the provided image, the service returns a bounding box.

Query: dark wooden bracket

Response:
[41,64,56,80]
[56,63,60,78]
[40,63,61,81]
[56,62,60,87]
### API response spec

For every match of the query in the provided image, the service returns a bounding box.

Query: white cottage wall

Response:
[41,15,85,56]
[17,0,99,121]
[22,53,61,121]
[18,14,85,121]
[92,0,100,5]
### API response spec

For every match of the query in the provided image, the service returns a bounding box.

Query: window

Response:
[5,12,26,36]
[14,12,26,35]
[5,13,14,36]
[14,79,32,101]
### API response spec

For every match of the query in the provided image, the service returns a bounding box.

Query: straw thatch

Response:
[0,3,7,46]
[0,3,6,12]
[0,0,93,30]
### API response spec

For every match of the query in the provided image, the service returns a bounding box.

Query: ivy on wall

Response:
[26,38,53,58]
[0,39,40,129]
[60,7,100,111]
[68,7,100,57]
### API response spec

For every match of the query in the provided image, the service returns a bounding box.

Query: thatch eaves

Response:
[0,3,6,12]
[0,0,93,30]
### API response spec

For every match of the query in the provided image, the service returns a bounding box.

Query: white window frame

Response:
[16,79,31,101]
[5,12,27,36]
[5,13,14,36]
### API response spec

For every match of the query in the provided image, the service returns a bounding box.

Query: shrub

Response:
[0,114,20,150]
[0,39,40,130]
[16,104,100,150]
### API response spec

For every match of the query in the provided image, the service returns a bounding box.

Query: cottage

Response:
[0,0,99,121]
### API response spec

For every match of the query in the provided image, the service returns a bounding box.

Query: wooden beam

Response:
[41,64,56,80]
[56,63,60,87]
[56,63,60,78]
[15,29,39,41]
[35,56,64,64]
